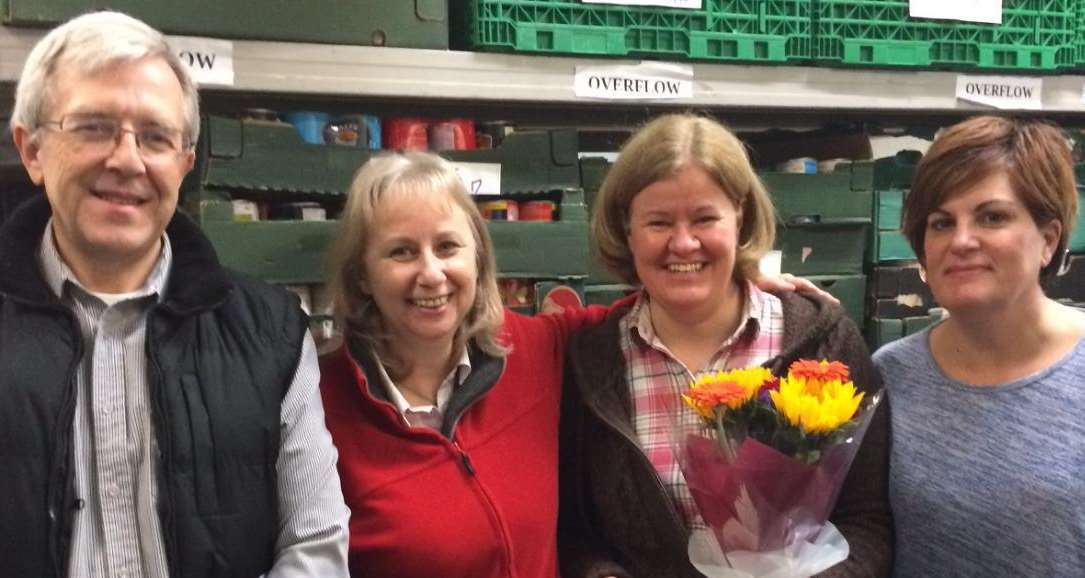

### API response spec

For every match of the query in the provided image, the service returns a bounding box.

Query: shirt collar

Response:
[38,218,172,302]
[628,280,766,349]
[375,347,472,417]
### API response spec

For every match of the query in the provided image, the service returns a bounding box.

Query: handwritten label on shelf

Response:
[167,36,234,87]
[909,0,1001,24]
[955,75,1042,110]
[575,62,694,101]
[583,0,702,8]
[452,162,501,196]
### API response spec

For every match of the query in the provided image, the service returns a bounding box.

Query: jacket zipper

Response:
[452,440,476,476]
[144,310,180,578]
[582,374,687,537]
[49,307,83,578]
[450,438,515,577]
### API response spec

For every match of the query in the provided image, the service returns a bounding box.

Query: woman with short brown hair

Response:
[875,115,1085,577]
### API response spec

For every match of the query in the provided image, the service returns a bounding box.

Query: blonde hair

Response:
[327,152,507,378]
[592,113,776,285]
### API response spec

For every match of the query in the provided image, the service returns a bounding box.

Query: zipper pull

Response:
[452,441,476,476]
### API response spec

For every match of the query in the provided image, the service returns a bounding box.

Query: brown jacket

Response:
[558,292,891,578]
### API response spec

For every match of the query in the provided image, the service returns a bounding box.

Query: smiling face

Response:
[363,193,479,356]
[922,171,1060,314]
[626,164,743,319]
[14,55,194,269]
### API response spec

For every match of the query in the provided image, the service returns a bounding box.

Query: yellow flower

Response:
[770,376,864,435]
[683,367,774,418]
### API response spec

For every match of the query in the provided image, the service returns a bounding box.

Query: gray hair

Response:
[10,10,200,146]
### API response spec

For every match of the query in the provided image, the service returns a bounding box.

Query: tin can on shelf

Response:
[324,119,361,146]
[477,121,512,149]
[478,199,519,221]
[383,117,429,151]
[283,111,330,145]
[498,279,533,308]
[429,119,477,151]
[519,200,555,222]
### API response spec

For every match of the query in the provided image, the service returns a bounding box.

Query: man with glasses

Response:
[2,11,349,577]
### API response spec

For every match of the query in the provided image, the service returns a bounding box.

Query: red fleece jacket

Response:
[320,307,609,578]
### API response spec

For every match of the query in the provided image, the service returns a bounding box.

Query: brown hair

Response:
[903,115,1077,278]
[326,152,507,379]
[591,113,776,285]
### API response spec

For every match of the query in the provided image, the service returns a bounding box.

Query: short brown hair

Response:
[326,152,507,378]
[592,113,776,285]
[903,116,1077,278]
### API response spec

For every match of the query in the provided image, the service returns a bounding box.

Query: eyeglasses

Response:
[40,115,190,159]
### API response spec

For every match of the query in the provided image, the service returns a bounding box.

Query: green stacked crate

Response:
[3,0,449,48]
[867,150,932,350]
[456,0,813,64]
[186,116,589,298]
[579,156,625,286]
[764,161,873,276]
[814,0,1077,71]
[762,162,873,327]
[1077,0,1085,69]
[866,313,940,350]
[872,189,917,263]
[808,274,866,325]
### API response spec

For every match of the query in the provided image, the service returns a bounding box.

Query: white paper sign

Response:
[583,0,701,8]
[1080,82,1085,105]
[167,36,234,87]
[575,62,694,101]
[909,0,1001,24]
[451,162,501,196]
[955,75,1042,110]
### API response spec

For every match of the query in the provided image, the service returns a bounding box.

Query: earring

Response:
[1056,248,1071,276]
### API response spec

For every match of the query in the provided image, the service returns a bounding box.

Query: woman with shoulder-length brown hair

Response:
[874,116,1085,577]
[558,113,892,578]
[318,151,616,578]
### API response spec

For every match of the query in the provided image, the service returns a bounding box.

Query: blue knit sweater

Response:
[874,328,1085,578]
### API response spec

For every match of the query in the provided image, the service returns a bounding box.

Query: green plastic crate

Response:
[1076,1,1085,68]
[456,0,814,64]
[777,219,869,275]
[2,0,448,49]
[815,0,1076,71]
[808,274,867,325]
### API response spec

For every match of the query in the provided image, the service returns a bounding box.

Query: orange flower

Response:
[683,367,773,419]
[684,381,749,418]
[788,360,850,384]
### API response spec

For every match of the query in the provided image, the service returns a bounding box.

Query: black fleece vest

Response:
[0,197,307,577]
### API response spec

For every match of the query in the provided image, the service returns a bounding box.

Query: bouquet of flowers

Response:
[676,360,881,578]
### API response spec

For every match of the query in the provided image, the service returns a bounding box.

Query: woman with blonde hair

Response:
[875,116,1085,577]
[318,151,614,578]
[558,113,891,577]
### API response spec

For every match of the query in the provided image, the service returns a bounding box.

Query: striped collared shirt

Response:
[38,221,349,578]
[375,348,471,430]
[619,282,785,530]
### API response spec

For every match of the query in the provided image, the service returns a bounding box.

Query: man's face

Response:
[14,56,194,266]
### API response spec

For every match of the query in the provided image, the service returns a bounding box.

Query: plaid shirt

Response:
[619,282,784,530]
